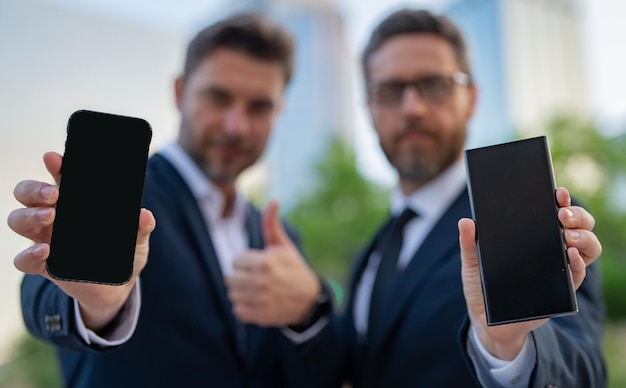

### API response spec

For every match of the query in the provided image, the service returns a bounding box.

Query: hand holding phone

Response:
[464,136,577,326]
[47,110,153,285]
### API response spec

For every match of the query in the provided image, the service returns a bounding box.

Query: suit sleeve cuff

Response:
[282,278,333,344]
[468,324,536,387]
[74,279,141,346]
[281,316,329,344]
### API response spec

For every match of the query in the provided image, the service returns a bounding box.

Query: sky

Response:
[0,0,624,363]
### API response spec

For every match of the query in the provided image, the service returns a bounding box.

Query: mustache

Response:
[396,121,438,140]
[202,135,244,147]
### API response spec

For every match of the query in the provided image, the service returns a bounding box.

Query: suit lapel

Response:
[150,154,240,347]
[243,205,266,366]
[350,221,392,295]
[246,204,264,250]
[368,189,470,357]
[344,218,394,327]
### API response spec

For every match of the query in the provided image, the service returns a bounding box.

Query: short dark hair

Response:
[183,13,295,85]
[361,9,472,83]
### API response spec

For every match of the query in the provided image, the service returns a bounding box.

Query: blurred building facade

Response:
[444,0,588,147]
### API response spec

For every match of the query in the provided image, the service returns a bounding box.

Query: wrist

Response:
[473,325,526,361]
[289,279,332,332]
[78,279,136,332]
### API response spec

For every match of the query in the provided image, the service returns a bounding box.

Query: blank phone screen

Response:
[47,110,152,285]
[465,136,577,325]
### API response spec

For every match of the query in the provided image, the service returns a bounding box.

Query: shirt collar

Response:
[160,142,247,224]
[390,157,467,220]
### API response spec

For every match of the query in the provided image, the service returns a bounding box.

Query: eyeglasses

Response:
[367,72,470,105]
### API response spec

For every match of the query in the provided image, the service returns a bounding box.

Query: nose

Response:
[400,86,428,117]
[224,104,250,136]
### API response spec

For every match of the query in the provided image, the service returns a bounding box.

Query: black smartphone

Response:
[464,136,577,325]
[47,110,152,285]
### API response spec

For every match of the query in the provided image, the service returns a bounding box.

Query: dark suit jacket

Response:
[296,189,606,387]
[21,154,310,387]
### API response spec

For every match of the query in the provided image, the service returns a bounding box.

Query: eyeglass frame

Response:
[367,71,471,105]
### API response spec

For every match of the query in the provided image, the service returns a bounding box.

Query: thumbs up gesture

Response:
[225,201,321,326]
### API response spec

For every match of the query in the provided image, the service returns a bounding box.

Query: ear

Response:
[366,99,382,134]
[174,76,185,111]
[465,83,478,120]
[275,96,285,116]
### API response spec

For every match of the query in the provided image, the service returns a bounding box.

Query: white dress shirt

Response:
[160,142,249,277]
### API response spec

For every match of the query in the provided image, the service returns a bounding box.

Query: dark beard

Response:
[385,122,466,187]
[178,118,246,184]
[396,157,440,183]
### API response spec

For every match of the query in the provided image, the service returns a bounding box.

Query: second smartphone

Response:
[464,136,577,325]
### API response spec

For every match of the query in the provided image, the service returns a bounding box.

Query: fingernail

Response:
[36,208,51,221]
[41,187,55,202]
[32,245,46,257]
[569,230,580,241]
[565,208,574,218]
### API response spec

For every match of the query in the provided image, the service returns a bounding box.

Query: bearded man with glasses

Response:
[292,8,606,388]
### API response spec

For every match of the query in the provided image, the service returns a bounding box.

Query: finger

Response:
[228,282,269,303]
[13,180,58,207]
[558,206,596,232]
[227,285,253,303]
[458,218,478,266]
[563,228,602,264]
[7,207,55,243]
[130,209,156,275]
[136,209,156,245]
[262,200,292,247]
[232,250,266,272]
[555,187,571,208]
[14,244,49,275]
[233,303,262,324]
[224,271,256,289]
[567,246,587,290]
[232,297,272,325]
[43,151,63,186]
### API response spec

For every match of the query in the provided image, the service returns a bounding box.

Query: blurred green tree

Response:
[0,333,61,387]
[285,137,391,306]
[544,116,626,320]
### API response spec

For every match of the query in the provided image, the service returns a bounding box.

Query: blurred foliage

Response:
[0,333,61,388]
[285,137,390,305]
[543,116,626,321]
[604,321,626,388]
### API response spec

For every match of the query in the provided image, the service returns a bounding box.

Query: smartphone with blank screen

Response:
[46,109,152,285]
[464,136,577,325]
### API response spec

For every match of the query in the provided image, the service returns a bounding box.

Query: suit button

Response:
[545,385,557,388]
[44,314,62,332]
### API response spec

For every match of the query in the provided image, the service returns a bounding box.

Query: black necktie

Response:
[368,208,417,335]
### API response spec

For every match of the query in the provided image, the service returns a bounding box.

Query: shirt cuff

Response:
[74,279,141,346]
[469,324,536,387]
[281,316,329,344]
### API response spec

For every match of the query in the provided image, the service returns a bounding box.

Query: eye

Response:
[370,82,405,104]
[248,99,274,115]
[202,88,232,106]
[417,77,453,97]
